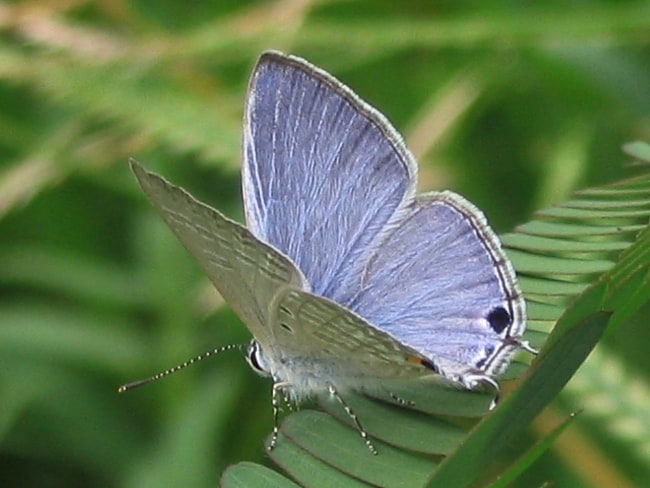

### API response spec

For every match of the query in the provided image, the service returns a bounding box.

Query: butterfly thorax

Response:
[245,339,371,403]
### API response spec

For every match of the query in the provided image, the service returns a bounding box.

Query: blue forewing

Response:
[242,52,525,380]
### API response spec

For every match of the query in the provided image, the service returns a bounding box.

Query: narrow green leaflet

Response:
[221,462,301,488]
[264,434,374,488]
[486,412,581,488]
[276,411,437,488]
[320,393,466,455]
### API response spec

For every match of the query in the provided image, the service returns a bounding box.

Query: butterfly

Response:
[123,51,533,454]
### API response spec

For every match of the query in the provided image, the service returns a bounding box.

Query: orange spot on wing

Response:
[407,355,437,372]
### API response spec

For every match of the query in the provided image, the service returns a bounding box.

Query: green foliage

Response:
[1,2,648,487]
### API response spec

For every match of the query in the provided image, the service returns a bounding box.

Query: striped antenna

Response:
[118,343,246,393]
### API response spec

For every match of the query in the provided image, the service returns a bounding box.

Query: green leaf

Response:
[264,434,374,488]
[486,412,581,488]
[274,411,436,488]
[320,394,466,455]
[221,462,301,488]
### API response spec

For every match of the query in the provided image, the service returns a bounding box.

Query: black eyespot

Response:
[487,307,511,334]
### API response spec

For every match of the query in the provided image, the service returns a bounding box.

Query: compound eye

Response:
[245,340,270,377]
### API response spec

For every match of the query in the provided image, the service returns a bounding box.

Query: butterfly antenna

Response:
[118,343,247,393]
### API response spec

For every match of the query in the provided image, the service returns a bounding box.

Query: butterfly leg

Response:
[268,380,290,451]
[483,376,501,411]
[282,390,296,412]
[459,373,501,410]
[328,384,378,455]
[388,391,415,407]
[519,339,539,355]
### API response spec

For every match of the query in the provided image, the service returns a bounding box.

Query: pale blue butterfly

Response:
[122,51,533,454]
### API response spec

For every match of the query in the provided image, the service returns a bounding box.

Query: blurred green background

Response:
[1,1,649,487]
